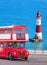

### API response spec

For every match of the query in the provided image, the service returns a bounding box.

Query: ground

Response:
[0,54,47,65]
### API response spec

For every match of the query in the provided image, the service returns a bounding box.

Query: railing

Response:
[28,50,47,55]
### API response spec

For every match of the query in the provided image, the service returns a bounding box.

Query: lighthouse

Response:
[35,11,42,40]
[29,11,42,42]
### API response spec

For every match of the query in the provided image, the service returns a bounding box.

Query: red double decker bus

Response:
[0,25,29,42]
[0,25,29,60]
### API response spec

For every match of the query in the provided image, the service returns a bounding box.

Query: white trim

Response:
[25,33,29,41]
[36,32,42,39]
[0,34,11,39]
[28,50,47,55]
[0,25,13,28]
[12,34,16,40]
[36,19,41,25]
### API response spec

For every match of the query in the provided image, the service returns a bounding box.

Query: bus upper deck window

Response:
[0,30,3,33]
[8,29,12,33]
[4,30,8,33]
[14,30,20,33]
[22,29,27,33]
[4,29,12,33]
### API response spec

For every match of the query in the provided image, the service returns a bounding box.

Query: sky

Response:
[0,0,47,49]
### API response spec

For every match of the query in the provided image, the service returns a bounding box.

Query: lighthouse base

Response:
[29,36,42,42]
[30,38,42,42]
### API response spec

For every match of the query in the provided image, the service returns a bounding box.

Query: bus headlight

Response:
[26,52,29,54]
[14,52,16,55]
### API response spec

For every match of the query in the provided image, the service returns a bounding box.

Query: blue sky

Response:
[0,0,47,49]
[0,0,46,35]
[0,0,46,37]
[0,0,46,26]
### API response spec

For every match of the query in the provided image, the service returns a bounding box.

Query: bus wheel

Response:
[24,57,28,61]
[8,53,13,60]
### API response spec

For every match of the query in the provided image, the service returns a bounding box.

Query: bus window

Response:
[8,29,12,33]
[13,43,17,48]
[0,30,3,33]
[22,29,27,33]
[4,29,8,33]
[20,43,25,48]
[14,30,20,33]
[4,29,12,33]
[13,43,20,48]
[0,43,3,47]
[8,42,13,47]
[3,43,7,47]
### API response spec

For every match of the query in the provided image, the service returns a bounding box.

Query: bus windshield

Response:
[8,42,25,48]
[13,43,25,48]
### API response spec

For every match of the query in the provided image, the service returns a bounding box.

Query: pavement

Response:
[0,54,47,65]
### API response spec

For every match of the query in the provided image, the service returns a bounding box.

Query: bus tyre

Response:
[8,53,13,60]
[24,57,28,61]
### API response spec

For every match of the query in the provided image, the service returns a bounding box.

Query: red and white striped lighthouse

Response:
[29,11,42,42]
[35,11,42,40]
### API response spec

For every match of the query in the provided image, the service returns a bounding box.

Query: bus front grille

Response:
[18,51,25,57]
